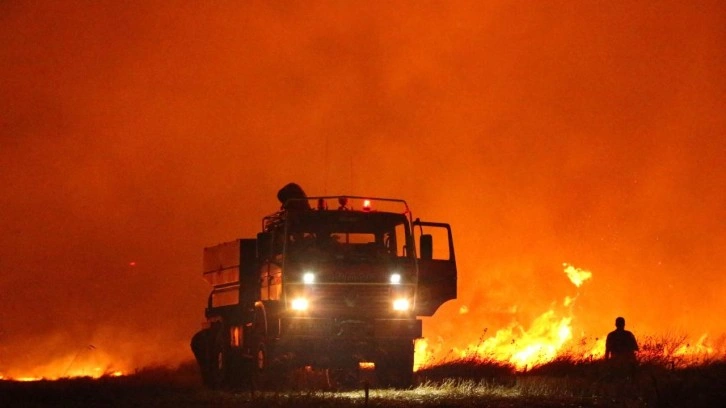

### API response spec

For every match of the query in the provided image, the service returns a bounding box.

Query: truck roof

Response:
[264,195,412,231]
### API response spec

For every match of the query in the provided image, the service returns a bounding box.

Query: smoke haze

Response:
[1,1,724,375]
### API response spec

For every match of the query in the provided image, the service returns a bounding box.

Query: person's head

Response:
[615,316,625,329]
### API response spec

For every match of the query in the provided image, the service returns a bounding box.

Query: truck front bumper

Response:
[273,317,421,368]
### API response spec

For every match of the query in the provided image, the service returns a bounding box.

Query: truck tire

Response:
[377,340,414,388]
[248,304,271,388]
[210,329,228,389]
[255,343,266,371]
[209,324,249,389]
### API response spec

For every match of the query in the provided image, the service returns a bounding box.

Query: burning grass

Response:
[3,342,725,408]
[414,334,726,407]
[2,333,724,407]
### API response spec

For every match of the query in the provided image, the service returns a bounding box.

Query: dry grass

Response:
[2,336,725,407]
[414,334,726,407]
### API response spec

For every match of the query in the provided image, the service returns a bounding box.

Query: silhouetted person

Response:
[605,316,639,377]
[277,182,311,211]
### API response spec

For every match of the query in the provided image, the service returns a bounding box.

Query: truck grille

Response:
[309,284,397,316]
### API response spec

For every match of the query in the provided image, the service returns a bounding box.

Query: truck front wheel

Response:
[377,340,414,388]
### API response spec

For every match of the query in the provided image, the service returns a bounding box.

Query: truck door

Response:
[413,220,457,316]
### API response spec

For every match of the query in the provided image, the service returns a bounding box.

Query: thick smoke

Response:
[1,2,724,375]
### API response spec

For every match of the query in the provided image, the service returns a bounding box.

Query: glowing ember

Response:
[563,263,592,287]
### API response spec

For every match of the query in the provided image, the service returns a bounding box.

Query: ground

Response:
[1,359,724,407]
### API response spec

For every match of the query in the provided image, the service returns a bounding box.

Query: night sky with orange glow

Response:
[1,1,724,377]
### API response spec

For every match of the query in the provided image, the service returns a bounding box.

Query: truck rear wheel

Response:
[209,327,230,389]
[207,324,247,389]
[256,343,266,371]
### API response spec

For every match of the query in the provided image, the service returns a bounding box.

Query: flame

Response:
[468,311,574,370]
[0,344,128,381]
[2,367,126,382]
[417,263,594,370]
[415,263,726,372]
[459,263,588,369]
[563,263,592,287]
[673,334,714,357]
[414,338,429,371]
[415,307,581,372]
[589,337,607,359]
[0,328,192,382]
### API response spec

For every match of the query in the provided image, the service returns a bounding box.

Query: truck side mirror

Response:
[420,234,433,260]
[257,232,273,260]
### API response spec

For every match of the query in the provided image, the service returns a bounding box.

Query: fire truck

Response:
[191,184,457,388]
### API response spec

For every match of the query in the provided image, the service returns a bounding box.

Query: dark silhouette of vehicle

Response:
[191,184,457,388]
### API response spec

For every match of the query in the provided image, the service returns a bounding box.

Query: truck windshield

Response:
[284,211,412,261]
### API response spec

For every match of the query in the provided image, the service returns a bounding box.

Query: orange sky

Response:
[1,1,724,376]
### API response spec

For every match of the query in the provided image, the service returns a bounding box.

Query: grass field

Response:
[2,358,724,407]
[2,336,725,408]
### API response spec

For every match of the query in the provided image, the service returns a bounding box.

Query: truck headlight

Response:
[389,273,401,284]
[303,272,315,284]
[392,298,410,311]
[291,298,309,311]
